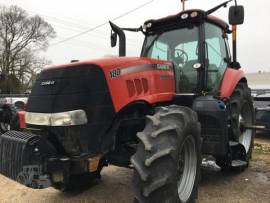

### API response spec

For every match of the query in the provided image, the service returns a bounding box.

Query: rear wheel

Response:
[217,83,254,171]
[131,105,201,203]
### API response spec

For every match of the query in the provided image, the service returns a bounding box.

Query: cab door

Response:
[205,23,229,94]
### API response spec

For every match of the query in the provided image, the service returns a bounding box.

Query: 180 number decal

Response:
[109,69,121,78]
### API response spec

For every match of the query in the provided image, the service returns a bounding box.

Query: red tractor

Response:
[0,1,254,202]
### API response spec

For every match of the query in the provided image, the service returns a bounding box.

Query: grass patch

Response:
[254,143,270,154]
[252,143,270,166]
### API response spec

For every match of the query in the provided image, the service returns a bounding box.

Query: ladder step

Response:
[232,160,247,167]
[229,141,239,147]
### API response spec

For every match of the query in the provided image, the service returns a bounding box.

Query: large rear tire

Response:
[217,83,254,171]
[131,105,201,203]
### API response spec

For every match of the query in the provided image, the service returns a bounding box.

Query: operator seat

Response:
[179,60,198,92]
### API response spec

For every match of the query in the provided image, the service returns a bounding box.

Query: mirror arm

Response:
[122,27,143,32]
[206,0,233,15]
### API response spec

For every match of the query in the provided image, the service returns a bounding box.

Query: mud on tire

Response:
[131,105,201,203]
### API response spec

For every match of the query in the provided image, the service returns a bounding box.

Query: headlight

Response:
[25,110,88,126]
[181,13,189,20]
[190,11,198,18]
[50,110,88,126]
[25,112,50,126]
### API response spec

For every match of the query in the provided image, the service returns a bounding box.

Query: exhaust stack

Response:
[109,21,126,57]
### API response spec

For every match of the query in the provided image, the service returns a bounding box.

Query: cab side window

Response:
[150,41,169,61]
[205,23,228,93]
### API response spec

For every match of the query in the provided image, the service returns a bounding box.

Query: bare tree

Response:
[0,5,56,93]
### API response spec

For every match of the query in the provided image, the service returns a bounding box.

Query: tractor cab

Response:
[110,0,244,97]
[141,9,230,95]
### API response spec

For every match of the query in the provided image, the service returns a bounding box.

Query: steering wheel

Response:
[174,49,188,67]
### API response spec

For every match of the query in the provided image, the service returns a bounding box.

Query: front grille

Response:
[26,64,116,156]
[27,64,113,114]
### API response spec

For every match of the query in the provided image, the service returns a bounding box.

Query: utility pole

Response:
[181,0,188,11]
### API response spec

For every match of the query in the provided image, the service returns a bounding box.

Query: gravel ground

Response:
[0,135,269,203]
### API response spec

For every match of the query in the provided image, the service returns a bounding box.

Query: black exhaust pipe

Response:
[109,21,126,56]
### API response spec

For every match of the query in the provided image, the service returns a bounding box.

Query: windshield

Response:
[142,26,200,93]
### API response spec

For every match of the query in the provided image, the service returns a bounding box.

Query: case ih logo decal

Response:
[41,80,55,86]
[110,64,172,78]
[156,64,171,70]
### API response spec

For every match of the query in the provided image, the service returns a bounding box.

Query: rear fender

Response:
[220,68,247,98]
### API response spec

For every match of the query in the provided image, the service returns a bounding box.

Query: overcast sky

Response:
[0,0,270,73]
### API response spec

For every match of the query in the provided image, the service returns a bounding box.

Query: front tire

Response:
[131,105,201,203]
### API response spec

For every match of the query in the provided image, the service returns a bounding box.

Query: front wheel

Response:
[131,105,201,203]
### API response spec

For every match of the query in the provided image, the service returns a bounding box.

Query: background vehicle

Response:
[256,107,270,130]
[0,1,255,202]
[0,104,19,133]
[253,89,270,133]
[0,94,28,109]
[0,94,27,132]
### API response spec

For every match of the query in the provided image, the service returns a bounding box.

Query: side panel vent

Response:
[134,79,143,95]
[126,80,136,97]
[126,78,149,97]
[141,78,149,93]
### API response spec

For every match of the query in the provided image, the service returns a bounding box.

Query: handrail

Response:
[0,94,29,98]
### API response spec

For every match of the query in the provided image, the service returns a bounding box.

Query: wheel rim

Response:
[177,135,197,202]
[238,102,253,153]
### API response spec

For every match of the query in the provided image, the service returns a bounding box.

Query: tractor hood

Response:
[27,56,172,115]
[45,57,171,73]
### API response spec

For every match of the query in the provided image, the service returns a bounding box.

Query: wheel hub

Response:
[237,103,253,153]
[177,135,197,203]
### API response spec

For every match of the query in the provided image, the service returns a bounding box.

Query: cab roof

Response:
[143,9,229,34]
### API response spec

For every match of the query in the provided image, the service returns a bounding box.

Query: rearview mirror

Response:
[229,5,244,25]
[111,31,117,47]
